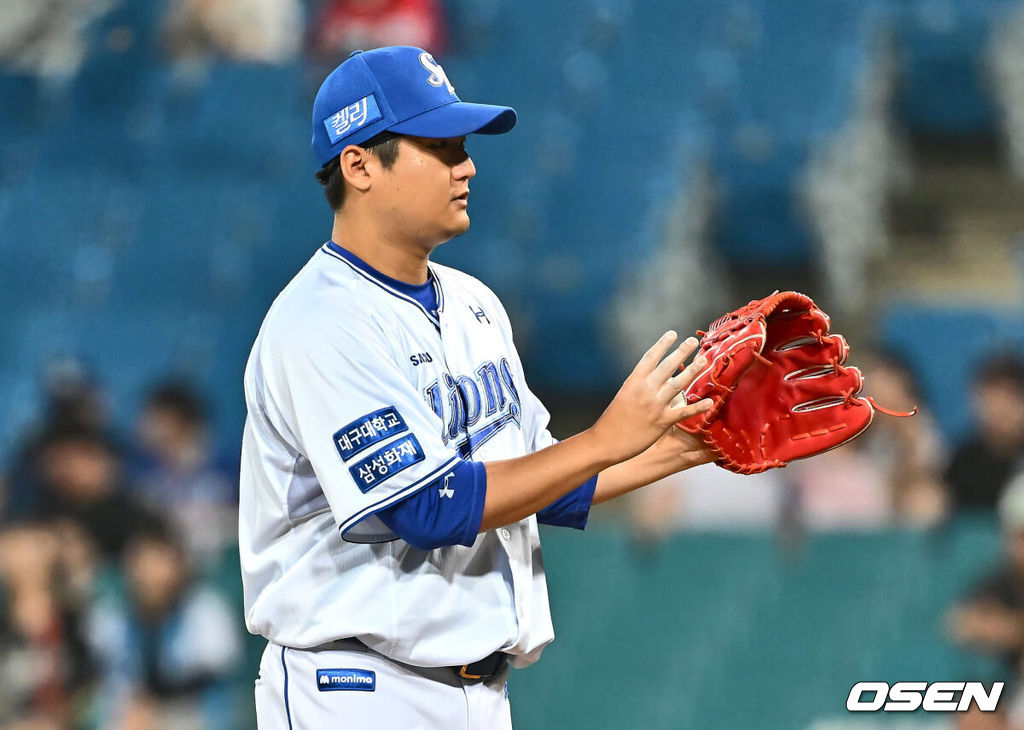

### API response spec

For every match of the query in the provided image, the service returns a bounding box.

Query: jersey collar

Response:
[320,241,443,327]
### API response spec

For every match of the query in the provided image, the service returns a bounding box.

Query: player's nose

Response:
[453,153,476,181]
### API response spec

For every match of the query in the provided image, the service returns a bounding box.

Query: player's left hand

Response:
[588,422,714,506]
[661,424,715,465]
[646,424,715,473]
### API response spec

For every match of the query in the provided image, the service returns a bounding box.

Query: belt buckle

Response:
[458,664,484,680]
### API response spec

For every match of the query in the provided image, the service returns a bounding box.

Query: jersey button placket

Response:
[496,528,526,616]
[504,528,526,617]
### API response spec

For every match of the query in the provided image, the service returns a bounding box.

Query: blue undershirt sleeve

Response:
[536,475,598,530]
[375,459,486,550]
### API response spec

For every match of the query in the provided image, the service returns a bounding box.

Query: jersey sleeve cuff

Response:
[536,475,597,530]
[338,456,462,543]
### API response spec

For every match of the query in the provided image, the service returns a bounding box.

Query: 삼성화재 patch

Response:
[349,433,424,493]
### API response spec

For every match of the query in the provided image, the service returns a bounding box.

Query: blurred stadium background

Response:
[5,0,1024,727]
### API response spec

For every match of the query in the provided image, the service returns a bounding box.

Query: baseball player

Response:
[239,45,714,729]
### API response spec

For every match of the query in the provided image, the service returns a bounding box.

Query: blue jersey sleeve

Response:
[536,476,597,530]
[375,459,487,550]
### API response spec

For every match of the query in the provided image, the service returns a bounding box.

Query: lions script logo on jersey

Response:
[419,52,455,95]
[316,669,376,692]
[424,358,521,458]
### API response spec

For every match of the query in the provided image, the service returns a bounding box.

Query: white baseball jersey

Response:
[239,242,557,669]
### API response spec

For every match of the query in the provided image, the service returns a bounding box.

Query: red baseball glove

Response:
[677,291,913,474]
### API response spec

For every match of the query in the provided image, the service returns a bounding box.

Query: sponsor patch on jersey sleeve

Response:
[333,407,408,461]
[349,434,425,493]
[316,668,376,692]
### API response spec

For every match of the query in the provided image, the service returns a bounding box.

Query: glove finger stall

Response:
[783,364,864,411]
[764,307,830,352]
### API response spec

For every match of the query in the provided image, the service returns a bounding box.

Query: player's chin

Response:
[445,210,471,237]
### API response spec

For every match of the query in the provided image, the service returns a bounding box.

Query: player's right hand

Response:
[589,331,712,464]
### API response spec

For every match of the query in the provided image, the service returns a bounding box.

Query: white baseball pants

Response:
[254,641,513,729]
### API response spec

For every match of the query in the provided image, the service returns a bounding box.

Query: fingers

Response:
[634,330,679,375]
[651,336,700,383]
[664,347,707,396]
[670,397,714,422]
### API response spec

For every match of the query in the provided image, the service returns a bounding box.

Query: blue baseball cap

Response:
[312,46,517,167]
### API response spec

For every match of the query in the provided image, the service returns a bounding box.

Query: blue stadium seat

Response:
[890,0,1017,134]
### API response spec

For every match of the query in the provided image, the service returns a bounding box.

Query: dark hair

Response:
[976,353,1024,393]
[315,132,402,211]
[146,381,206,427]
[128,520,186,557]
[38,420,112,454]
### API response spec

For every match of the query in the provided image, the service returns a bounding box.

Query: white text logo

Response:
[846,682,1003,713]
[438,472,455,499]
[419,52,455,95]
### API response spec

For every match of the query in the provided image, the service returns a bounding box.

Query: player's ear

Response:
[338,145,373,193]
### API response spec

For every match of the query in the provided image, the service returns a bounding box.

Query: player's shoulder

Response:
[257,249,387,350]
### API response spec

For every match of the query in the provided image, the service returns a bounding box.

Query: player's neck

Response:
[330,215,430,285]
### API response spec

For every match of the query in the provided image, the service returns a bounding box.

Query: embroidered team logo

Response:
[419,52,455,95]
[424,358,522,457]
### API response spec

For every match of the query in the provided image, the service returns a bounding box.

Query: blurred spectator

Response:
[308,0,447,69]
[629,464,785,539]
[39,357,110,432]
[787,437,892,530]
[0,0,114,82]
[4,357,111,523]
[946,354,1024,513]
[0,524,95,729]
[858,353,948,527]
[163,0,302,64]
[947,474,1024,728]
[34,421,163,562]
[132,381,238,565]
[86,527,242,729]
[991,0,1024,181]
[789,352,947,531]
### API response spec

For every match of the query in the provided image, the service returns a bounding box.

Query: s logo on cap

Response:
[419,52,455,95]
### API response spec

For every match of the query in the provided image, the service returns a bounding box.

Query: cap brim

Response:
[388,101,516,139]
